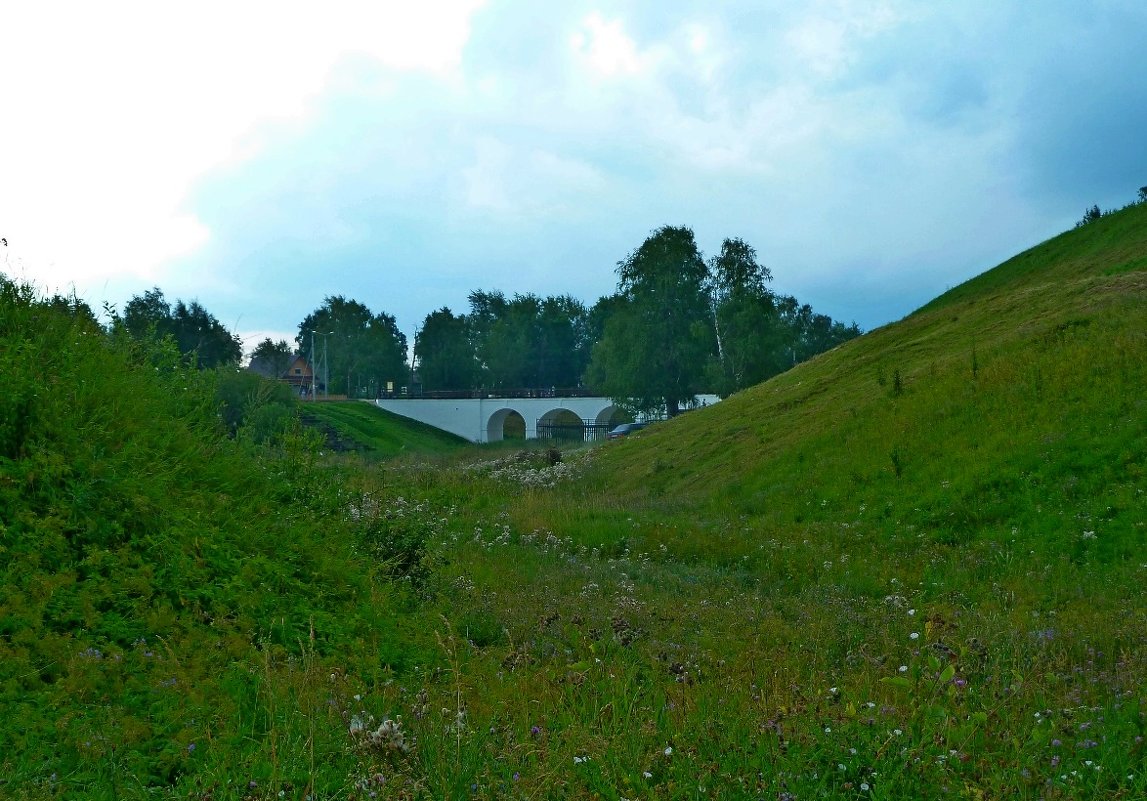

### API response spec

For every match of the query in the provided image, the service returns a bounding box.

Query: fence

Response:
[536,421,616,442]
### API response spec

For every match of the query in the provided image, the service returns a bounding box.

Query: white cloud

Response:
[0,0,484,296]
[571,12,644,77]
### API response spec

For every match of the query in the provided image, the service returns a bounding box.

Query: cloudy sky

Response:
[3,0,1145,353]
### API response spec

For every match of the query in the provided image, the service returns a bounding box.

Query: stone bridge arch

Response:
[485,407,526,442]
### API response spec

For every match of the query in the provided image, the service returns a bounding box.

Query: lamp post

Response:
[305,330,334,400]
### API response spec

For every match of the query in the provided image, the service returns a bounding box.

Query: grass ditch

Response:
[1,200,1144,798]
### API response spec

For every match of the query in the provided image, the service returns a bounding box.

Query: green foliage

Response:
[297,295,408,397]
[415,292,592,393]
[0,276,422,795]
[588,225,716,415]
[247,336,294,379]
[414,306,477,391]
[116,287,242,368]
[214,367,298,443]
[592,229,860,405]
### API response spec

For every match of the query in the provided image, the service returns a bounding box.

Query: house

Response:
[248,351,321,396]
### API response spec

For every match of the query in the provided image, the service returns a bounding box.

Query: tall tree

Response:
[248,337,294,379]
[414,308,476,391]
[707,237,779,394]
[297,296,408,397]
[119,287,241,368]
[587,226,715,416]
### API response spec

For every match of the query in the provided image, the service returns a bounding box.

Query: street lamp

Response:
[306,330,334,400]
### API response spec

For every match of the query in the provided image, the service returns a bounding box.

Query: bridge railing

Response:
[400,387,599,400]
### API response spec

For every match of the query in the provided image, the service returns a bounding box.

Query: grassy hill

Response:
[421,202,1147,798]
[0,200,1144,799]
[300,401,467,459]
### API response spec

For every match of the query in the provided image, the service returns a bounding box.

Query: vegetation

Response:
[300,401,467,459]
[0,198,1144,798]
[297,296,409,397]
[409,233,857,406]
[247,338,294,381]
[116,287,242,369]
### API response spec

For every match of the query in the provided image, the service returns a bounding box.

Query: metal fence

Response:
[536,421,616,442]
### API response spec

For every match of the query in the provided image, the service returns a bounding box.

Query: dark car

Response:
[607,422,649,439]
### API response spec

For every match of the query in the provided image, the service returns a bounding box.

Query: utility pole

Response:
[310,330,317,401]
[323,334,329,399]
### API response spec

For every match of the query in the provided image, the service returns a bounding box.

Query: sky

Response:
[3,0,1145,355]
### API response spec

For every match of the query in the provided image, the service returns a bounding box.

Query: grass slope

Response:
[301,401,467,459]
[404,203,1146,798]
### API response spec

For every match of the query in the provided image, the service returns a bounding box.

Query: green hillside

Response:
[301,401,467,458]
[1,201,1144,799]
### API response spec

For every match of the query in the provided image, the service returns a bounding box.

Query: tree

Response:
[297,296,408,397]
[1077,204,1102,227]
[414,308,476,391]
[707,238,781,394]
[462,290,592,391]
[171,300,243,369]
[587,226,715,416]
[248,338,294,379]
[119,287,241,368]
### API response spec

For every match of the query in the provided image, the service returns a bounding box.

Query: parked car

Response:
[608,422,649,439]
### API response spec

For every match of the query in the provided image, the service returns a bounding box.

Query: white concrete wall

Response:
[372,394,721,443]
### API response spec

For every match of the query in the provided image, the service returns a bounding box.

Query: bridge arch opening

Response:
[538,407,584,442]
[486,408,526,442]
[595,404,634,426]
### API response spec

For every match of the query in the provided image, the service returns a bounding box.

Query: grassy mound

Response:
[301,401,467,459]
[0,281,440,796]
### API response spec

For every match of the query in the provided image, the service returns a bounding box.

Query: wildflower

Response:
[824,726,832,733]
[907,609,916,616]
[909,632,919,640]
[893,729,903,736]
[574,755,588,764]
[861,782,870,791]
[664,746,673,756]
[899,665,908,673]
[643,772,653,779]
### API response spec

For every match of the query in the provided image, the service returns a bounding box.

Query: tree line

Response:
[108,226,861,411]
[412,226,860,414]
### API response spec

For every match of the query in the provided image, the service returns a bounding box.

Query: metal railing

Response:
[536,421,615,442]
[401,387,598,400]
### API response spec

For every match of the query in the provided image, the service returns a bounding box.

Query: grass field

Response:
[1,201,1144,798]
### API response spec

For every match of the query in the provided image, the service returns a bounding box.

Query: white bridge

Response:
[373,393,719,443]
